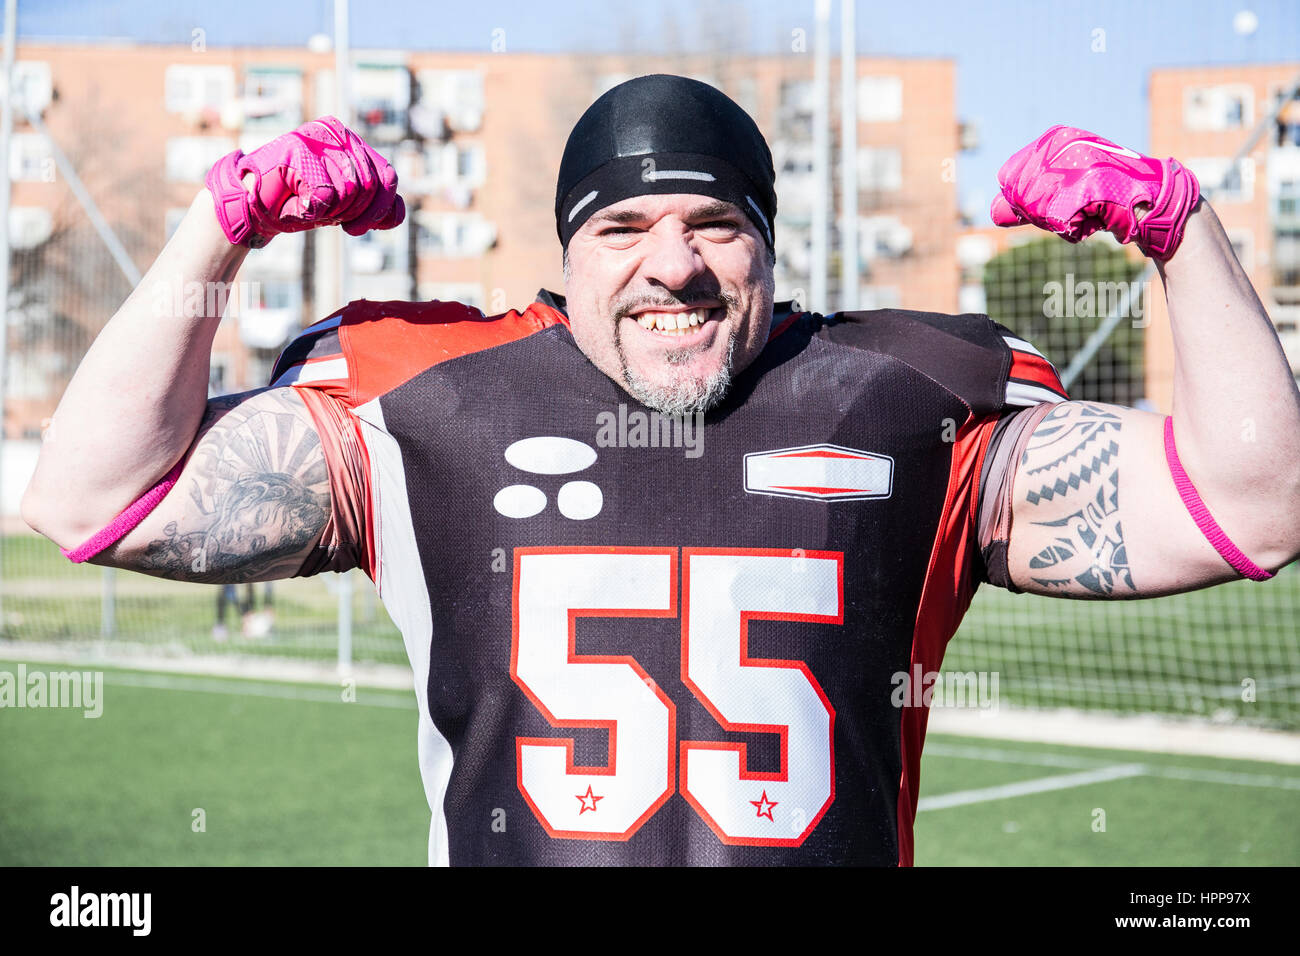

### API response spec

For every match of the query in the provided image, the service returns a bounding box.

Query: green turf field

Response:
[1,660,1296,866]
[4,533,1299,727]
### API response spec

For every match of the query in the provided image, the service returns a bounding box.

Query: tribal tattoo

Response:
[134,389,329,582]
[1019,402,1134,597]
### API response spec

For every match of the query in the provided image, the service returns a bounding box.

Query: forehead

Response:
[579,194,746,230]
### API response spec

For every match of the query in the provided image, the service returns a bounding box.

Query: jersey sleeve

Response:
[268,297,570,581]
[975,323,1070,591]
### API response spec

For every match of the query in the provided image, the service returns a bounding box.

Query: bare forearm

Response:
[22,188,249,545]
[1157,201,1300,563]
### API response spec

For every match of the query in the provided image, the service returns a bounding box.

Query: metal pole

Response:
[810,0,831,314]
[839,0,858,312]
[1059,73,1300,391]
[0,0,17,633]
[334,0,354,674]
[24,109,141,285]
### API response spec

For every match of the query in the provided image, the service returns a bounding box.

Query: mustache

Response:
[611,287,739,320]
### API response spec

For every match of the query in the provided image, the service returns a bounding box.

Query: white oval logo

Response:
[504,436,597,475]
[557,481,603,520]
[493,484,547,519]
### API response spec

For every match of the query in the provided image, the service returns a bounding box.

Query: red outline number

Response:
[512,547,842,846]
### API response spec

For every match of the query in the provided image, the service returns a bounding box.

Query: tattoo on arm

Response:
[133,389,329,582]
[1020,402,1134,596]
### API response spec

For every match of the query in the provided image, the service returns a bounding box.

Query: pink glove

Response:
[206,116,405,248]
[990,125,1199,260]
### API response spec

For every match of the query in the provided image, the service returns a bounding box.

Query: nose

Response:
[639,231,706,293]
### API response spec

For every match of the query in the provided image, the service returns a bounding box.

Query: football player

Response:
[23,75,1300,865]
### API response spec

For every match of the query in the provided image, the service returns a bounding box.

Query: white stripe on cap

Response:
[645,169,716,182]
[567,190,600,223]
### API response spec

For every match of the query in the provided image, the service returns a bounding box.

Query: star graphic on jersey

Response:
[750,790,778,821]
[576,785,604,815]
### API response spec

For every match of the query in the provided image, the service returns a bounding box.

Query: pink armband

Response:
[60,461,185,564]
[1163,417,1274,581]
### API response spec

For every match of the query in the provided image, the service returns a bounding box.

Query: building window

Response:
[858,75,903,123]
[1186,156,1255,202]
[417,212,497,257]
[165,64,235,114]
[414,69,484,136]
[353,63,411,143]
[12,61,53,118]
[857,146,902,192]
[9,133,53,182]
[858,216,912,259]
[9,206,53,249]
[242,67,303,131]
[1275,228,1300,290]
[1184,84,1253,131]
[166,136,235,182]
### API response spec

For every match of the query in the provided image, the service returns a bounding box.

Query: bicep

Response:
[92,387,331,583]
[1005,401,1238,598]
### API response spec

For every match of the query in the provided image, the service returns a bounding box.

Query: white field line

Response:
[97,670,417,709]
[926,742,1300,793]
[0,640,414,690]
[927,706,1300,765]
[917,764,1147,812]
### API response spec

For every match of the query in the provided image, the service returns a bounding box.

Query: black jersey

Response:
[270,291,1068,866]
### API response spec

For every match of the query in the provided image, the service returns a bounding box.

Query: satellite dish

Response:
[307,33,332,54]
[1233,10,1258,36]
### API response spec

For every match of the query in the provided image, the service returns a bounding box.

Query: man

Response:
[22,75,1300,865]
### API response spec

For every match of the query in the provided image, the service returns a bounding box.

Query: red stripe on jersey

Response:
[1008,351,1067,397]
[767,312,804,342]
[285,299,569,408]
[895,412,1000,866]
[772,449,866,460]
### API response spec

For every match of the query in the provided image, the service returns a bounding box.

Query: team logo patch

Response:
[743,444,894,501]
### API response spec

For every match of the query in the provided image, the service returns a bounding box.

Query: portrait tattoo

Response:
[1020,402,1134,596]
[136,389,329,582]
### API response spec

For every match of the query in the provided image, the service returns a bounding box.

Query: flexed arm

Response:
[23,118,403,580]
[989,127,1300,597]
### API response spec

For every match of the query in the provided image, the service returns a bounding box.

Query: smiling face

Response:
[562,194,775,416]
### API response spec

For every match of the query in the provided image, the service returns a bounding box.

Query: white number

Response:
[512,547,842,845]
[680,550,840,845]
[512,549,676,839]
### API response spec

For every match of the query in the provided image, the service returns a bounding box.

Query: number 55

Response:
[511,547,842,846]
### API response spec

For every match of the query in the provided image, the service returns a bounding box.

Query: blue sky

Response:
[20,0,1300,215]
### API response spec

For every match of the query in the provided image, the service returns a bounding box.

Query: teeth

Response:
[634,309,712,335]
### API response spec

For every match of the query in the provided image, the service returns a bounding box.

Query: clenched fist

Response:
[990,125,1200,260]
[206,116,405,248]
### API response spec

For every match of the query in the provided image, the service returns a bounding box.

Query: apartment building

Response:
[1145,62,1300,411]
[4,41,963,439]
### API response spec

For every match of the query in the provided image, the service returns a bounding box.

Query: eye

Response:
[695,220,740,233]
[600,226,642,236]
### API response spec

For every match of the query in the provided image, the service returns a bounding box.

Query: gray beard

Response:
[615,324,738,416]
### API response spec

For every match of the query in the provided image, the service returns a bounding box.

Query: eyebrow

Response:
[586,200,743,226]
